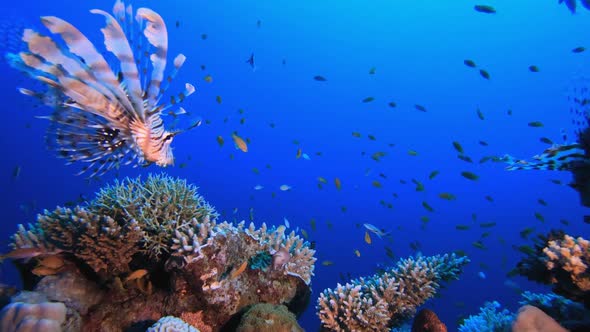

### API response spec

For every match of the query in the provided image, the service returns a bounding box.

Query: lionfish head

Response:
[129,118,177,167]
[154,131,176,166]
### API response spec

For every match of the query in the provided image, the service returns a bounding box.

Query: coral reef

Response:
[515,230,590,307]
[316,253,469,331]
[6,173,314,331]
[457,301,514,332]
[512,305,567,332]
[410,309,446,332]
[235,303,304,332]
[147,316,200,332]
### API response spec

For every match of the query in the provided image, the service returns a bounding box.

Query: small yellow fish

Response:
[204,75,213,83]
[216,95,222,104]
[279,184,292,191]
[318,177,328,184]
[125,269,148,282]
[37,256,64,269]
[334,178,342,190]
[408,150,418,156]
[232,133,248,152]
[364,231,372,244]
[322,260,334,266]
[354,249,361,257]
[31,266,59,276]
[296,148,302,159]
[231,261,248,279]
[301,229,309,239]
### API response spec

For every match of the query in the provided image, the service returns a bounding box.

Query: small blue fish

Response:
[363,223,389,239]
[246,53,255,70]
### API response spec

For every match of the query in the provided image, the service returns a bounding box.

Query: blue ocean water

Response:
[0,0,589,330]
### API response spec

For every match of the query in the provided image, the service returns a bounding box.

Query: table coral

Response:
[316,253,469,331]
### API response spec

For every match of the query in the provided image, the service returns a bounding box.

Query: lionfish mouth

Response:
[7,0,196,178]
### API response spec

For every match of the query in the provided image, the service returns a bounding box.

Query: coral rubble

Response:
[6,174,315,331]
[316,253,469,331]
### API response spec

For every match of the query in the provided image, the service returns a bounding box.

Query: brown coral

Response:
[236,303,304,332]
[13,207,143,277]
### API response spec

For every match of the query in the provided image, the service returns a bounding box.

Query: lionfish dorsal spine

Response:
[39,16,137,118]
[90,8,145,120]
[135,7,168,110]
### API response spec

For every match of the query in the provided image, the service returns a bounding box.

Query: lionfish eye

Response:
[163,134,173,142]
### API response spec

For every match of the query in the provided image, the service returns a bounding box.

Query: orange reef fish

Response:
[8,0,197,177]
[232,133,248,152]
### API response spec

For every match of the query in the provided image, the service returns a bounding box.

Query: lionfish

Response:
[503,76,590,172]
[560,0,590,13]
[7,0,196,177]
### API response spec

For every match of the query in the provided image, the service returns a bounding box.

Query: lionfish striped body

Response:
[504,76,590,173]
[7,0,194,177]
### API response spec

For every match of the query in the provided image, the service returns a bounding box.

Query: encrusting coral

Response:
[6,173,315,331]
[316,253,469,331]
[236,303,304,332]
[0,300,67,332]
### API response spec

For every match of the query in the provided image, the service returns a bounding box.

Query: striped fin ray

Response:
[20,30,133,128]
[43,106,139,178]
[504,143,589,171]
[136,7,168,109]
[21,51,129,129]
[39,15,137,119]
[90,8,145,119]
[21,29,117,100]
[18,52,58,80]
[148,83,195,116]
[156,54,186,105]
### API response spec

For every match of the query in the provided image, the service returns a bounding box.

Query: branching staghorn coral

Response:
[316,253,469,331]
[92,173,218,259]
